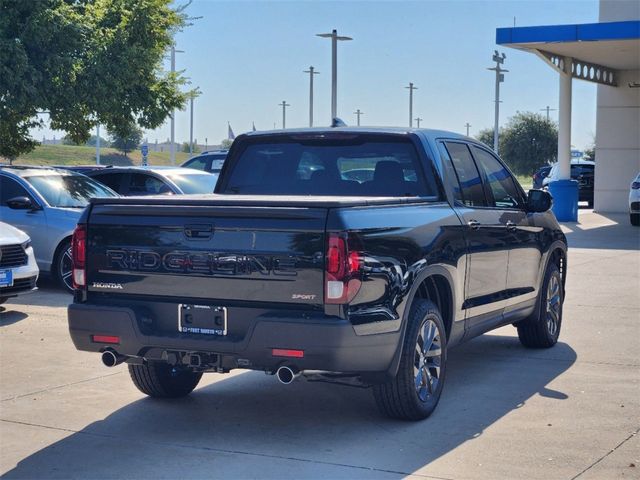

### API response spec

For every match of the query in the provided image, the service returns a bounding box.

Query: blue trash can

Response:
[548,179,579,222]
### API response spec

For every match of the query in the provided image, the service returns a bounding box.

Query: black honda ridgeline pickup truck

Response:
[68,127,567,420]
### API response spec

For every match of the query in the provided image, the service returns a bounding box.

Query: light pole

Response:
[405,83,417,128]
[303,66,320,127]
[464,122,471,136]
[188,87,201,155]
[354,109,364,126]
[316,29,352,121]
[279,101,290,129]
[487,50,508,154]
[170,45,184,165]
[415,117,423,128]
[96,123,101,165]
[540,105,557,122]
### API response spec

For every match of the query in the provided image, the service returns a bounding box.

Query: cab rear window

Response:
[220,137,438,197]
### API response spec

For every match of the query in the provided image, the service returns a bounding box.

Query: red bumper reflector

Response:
[92,335,120,345]
[272,348,304,358]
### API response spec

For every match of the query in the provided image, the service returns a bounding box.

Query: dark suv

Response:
[181,150,228,174]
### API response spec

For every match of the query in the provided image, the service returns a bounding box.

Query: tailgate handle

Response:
[184,224,213,239]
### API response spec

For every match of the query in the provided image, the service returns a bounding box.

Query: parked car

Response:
[181,150,228,174]
[68,127,567,421]
[86,166,218,196]
[0,222,39,304]
[630,172,640,226]
[532,165,552,189]
[0,166,118,292]
[543,159,595,207]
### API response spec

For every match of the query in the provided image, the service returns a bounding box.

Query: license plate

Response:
[178,304,227,336]
[0,270,13,287]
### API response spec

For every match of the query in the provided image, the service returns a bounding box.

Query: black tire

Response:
[373,300,447,421]
[631,213,640,226]
[517,262,563,348]
[54,240,73,293]
[129,361,203,398]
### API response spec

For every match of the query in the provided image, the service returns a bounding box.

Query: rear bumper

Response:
[68,303,401,376]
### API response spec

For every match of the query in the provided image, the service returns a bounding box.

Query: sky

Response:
[34,0,600,150]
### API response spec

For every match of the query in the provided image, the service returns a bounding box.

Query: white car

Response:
[0,222,39,304]
[630,172,640,226]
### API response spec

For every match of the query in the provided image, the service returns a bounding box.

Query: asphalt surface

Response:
[1,211,638,479]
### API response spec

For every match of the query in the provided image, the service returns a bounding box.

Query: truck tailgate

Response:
[86,202,327,305]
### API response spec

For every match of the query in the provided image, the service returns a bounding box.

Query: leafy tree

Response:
[501,112,557,175]
[181,142,199,154]
[0,0,189,162]
[109,122,143,156]
[86,135,110,147]
[477,113,558,175]
[476,128,503,152]
[584,145,595,162]
[220,139,233,149]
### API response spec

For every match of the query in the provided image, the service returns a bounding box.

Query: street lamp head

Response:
[316,31,353,41]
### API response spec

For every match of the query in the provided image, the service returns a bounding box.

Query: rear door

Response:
[439,141,510,322]
[86,202,327,306]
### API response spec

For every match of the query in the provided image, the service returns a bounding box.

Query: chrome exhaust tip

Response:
[276,366,300,385]
[101,350,125,368]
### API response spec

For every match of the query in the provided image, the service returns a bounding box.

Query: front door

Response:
[0,175,48,267]
[469,145,543,318]
[439,142,510,325]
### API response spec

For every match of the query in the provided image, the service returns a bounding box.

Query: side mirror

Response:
[526,189,552,213]
[6,196,38,210]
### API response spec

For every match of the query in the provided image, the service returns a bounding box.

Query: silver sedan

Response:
[0,166,118,292]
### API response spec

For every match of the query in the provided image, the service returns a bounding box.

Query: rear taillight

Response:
[71,224,86,289]
[325,233,362,304]
[632,181,640,190]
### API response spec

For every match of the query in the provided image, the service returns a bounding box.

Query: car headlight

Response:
[21,239,32,250]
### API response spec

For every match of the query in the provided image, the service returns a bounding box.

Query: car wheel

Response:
[55,240,73,293]
[631,213,640,226]
[517,262,563,348]
[373,299,447,420]
[129,361,203,398]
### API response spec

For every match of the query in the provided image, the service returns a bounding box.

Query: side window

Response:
[128,174,170,195]
[443,142,487,207]
[0,176,35,205]
[437,142,463,203]
[91,173,125,193]
[470,146,522,209]
[184,157,208,171]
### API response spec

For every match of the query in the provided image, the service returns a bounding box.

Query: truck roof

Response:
[243,126,470,143]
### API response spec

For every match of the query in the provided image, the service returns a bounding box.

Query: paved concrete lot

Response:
[1,211,638,479]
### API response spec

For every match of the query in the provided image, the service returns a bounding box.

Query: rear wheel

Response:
[517,262,563,348]
[373,300,447,421]
[631,213,640,226]
[54,240,73,293]
[129,361,203,398]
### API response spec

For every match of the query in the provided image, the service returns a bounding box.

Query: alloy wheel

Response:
[414,318,442,402]
[545,274,561,336]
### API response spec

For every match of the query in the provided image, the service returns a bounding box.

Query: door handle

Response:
[506,221,516,231]
[467,220,480,230]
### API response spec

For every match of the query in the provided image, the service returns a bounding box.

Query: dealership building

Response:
[496,0,639,219]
